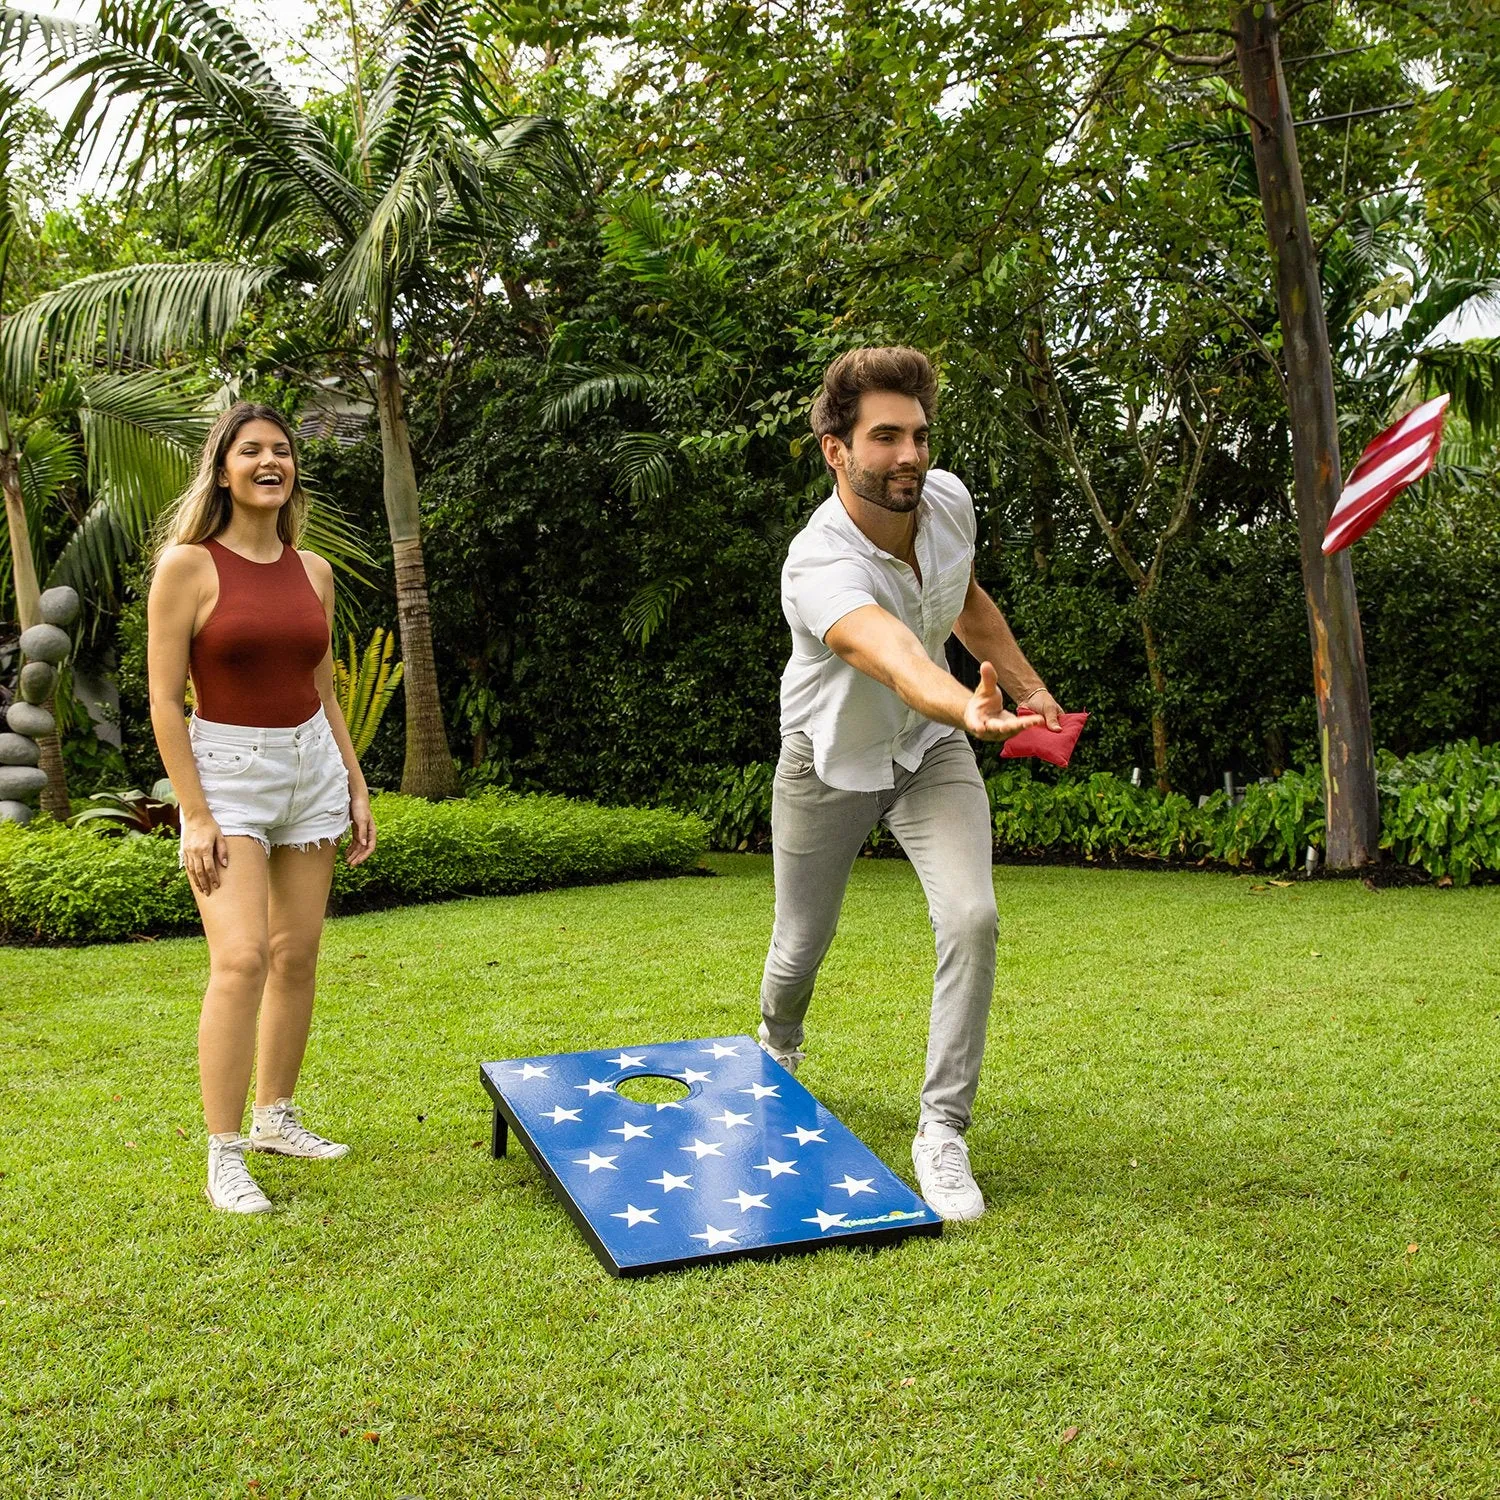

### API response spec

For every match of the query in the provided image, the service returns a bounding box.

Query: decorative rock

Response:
[38,586,81,627]
[19,661,56,705]
[18,623,71,665]
[6,701,55,738]
[0,733,40,767]
[0,800,33,825]
[0,765,47,799]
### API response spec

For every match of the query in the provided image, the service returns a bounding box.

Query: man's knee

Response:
[935,896,998,952]
[764,932,831,987]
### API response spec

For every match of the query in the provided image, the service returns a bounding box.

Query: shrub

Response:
[1377,740,1500,885]
[682,742,1500,884]
[0,792,707,945]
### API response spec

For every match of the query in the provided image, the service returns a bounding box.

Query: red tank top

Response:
[189,538,328,727]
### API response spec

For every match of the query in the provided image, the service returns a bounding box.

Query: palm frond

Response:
[610,430,674,506]
[5,0,366,244]
[17,418,80,511]
[0,81,26,256]
[298,489,379,592]
[317,152,443,325]
[538,363,650,429]
[365,0,478,181]
[1411,339,1500,435]
[1,260,280,390]
[620,573,689,647]
[45,369,208,598]
[468,115,580,201]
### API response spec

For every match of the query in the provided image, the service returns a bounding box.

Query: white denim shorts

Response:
[185,706,351,858]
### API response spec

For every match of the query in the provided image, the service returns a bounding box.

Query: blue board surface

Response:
[480,1036,942,1276]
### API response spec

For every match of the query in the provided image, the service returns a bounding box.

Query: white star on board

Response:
[752,1156,798,1178]
[607,1121,653,1142]
[575,1078,615,1096]
[831,1175,876,1197]
[681,1138,725,1160]
[783,1126,826,1145]
[610,1204,658,1227]
[572,1152,618,1173]
[508,1063,550,1081]
[648,1171,693,1193]
[690,1225,739,1249]
[710,1109,753,1131]
[607,1052,647,1069]
[804,1209,848,1232]
[677,1069,713,1085]
[701,1043,741,1059]
[723,1190,770,1213]
[740,1083,780,1100]
[654,1100,685,1111]
[542,1106,582,1124]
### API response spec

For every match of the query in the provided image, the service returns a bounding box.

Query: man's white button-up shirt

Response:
[779,468,976,792]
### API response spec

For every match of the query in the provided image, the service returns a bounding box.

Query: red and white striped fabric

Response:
[1322,393,1450,555]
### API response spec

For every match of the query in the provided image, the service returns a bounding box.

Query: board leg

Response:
[491,1107,508,1159]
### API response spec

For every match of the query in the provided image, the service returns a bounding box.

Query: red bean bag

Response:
[1001,710,1089,768]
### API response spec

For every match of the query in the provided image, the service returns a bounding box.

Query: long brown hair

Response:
[155,402,309,561]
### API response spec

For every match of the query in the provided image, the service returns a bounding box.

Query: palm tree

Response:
[2,0,577,797]
[0,86,211,814]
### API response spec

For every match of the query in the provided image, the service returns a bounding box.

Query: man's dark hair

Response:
[810,346,939,456]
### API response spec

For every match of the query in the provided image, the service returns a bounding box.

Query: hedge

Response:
[0,792,708,945]
[682,741,1500,885]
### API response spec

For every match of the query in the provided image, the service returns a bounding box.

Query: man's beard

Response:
[844,453,926,513]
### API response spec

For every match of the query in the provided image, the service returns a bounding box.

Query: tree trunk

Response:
[1234,2,1379,868]
[1140,613,1170,795]
[1,445,42,626]
[2,441,70,816]
[372,342,460,800]
[35,692,70,818]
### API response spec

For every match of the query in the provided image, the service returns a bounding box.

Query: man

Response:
[758,346,1063,1221]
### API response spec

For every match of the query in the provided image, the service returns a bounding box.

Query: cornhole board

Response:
[480,1036,942,1277]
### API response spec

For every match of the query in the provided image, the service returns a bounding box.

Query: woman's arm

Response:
[147,546,225,894]
[303,551,376,867]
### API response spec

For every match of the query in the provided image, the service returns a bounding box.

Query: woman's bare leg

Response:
[255,840,338,1106]
[192,836,271,1136]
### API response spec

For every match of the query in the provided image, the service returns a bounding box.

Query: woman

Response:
[148,402,377,1214]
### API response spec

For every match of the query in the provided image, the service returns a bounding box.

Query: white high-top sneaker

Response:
[249,1099,349,1159]
[206,1134,273,1214]
[911,1123,985,1221]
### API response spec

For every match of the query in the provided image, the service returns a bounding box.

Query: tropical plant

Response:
[332,626,404,758]
[1,0,579,797]
[70,777,179,835]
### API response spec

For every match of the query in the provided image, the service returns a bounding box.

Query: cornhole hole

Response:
[480,1036,942,1277]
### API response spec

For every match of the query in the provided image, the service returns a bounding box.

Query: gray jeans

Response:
[758,730,998,1131]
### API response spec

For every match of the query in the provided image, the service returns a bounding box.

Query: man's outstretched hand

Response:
[963,661,1047,742]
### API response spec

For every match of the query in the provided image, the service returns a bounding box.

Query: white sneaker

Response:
[206,1135,273,1214]
[911,1126,985,1221]
[757,1038,806,1075]
[249,1099,349,1159]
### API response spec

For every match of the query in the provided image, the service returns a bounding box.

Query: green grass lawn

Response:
[3,855,1499,1498]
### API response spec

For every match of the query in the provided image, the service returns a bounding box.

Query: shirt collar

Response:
[823,487,931,563]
